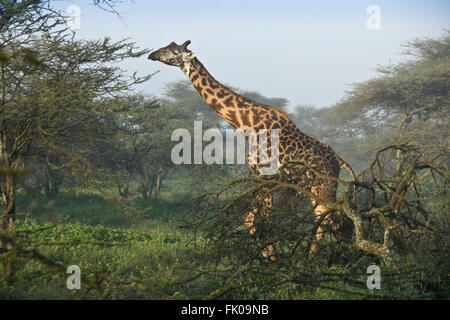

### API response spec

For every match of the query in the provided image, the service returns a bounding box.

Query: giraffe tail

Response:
[337,157,357,206]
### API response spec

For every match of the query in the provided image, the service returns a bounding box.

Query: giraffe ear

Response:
[182,51,196,61]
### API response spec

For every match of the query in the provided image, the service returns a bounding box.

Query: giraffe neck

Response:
[181,58,254,130]
[179,58,336,172]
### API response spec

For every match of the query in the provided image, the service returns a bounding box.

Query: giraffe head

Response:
[148,40,196,67]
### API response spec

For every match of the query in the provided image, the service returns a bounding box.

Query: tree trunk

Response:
[154,167,167,199]
[0,156,18,247]
[396,149,404,172]
[148,176,155,199]
[139,171,151,200]
[0,150,20,278]
[140,182,149,200]
[117,181,129,198]
[155,173,161,199]
[43,167,64,200]
[0,182,16,244]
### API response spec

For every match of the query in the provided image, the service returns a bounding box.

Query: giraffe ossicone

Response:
[149,40,357,260]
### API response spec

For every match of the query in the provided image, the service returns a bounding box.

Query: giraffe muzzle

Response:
[148,52,158,60]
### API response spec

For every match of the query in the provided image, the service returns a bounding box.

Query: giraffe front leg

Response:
[262,195,275,262]
[244,207,258,235]
[244,195,276,262]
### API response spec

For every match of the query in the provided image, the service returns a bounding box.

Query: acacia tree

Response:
[326,31,449,167]
[0,32,152,252]
[96,95,149,199]
[131,98,184,200]
[0,0,63,254]
[0,0,158,280]
[98,94,191,200]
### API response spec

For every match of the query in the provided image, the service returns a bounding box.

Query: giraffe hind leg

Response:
[308,182,339,259]
[308,204,330,259]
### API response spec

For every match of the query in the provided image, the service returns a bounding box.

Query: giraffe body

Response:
[149,41,356,259]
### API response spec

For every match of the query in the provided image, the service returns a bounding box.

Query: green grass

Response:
[1,184,193,298]
[2,190,205,299]
[1,222,198,299]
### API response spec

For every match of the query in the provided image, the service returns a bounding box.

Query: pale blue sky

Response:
[55,0,449,109]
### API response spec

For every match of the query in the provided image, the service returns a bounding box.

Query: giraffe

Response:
[148,40,356,260]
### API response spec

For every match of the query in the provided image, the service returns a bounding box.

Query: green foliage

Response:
[95,93,188,200]
[0,220,192,299]
[0,3,153,258]
[183,127,448,298]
